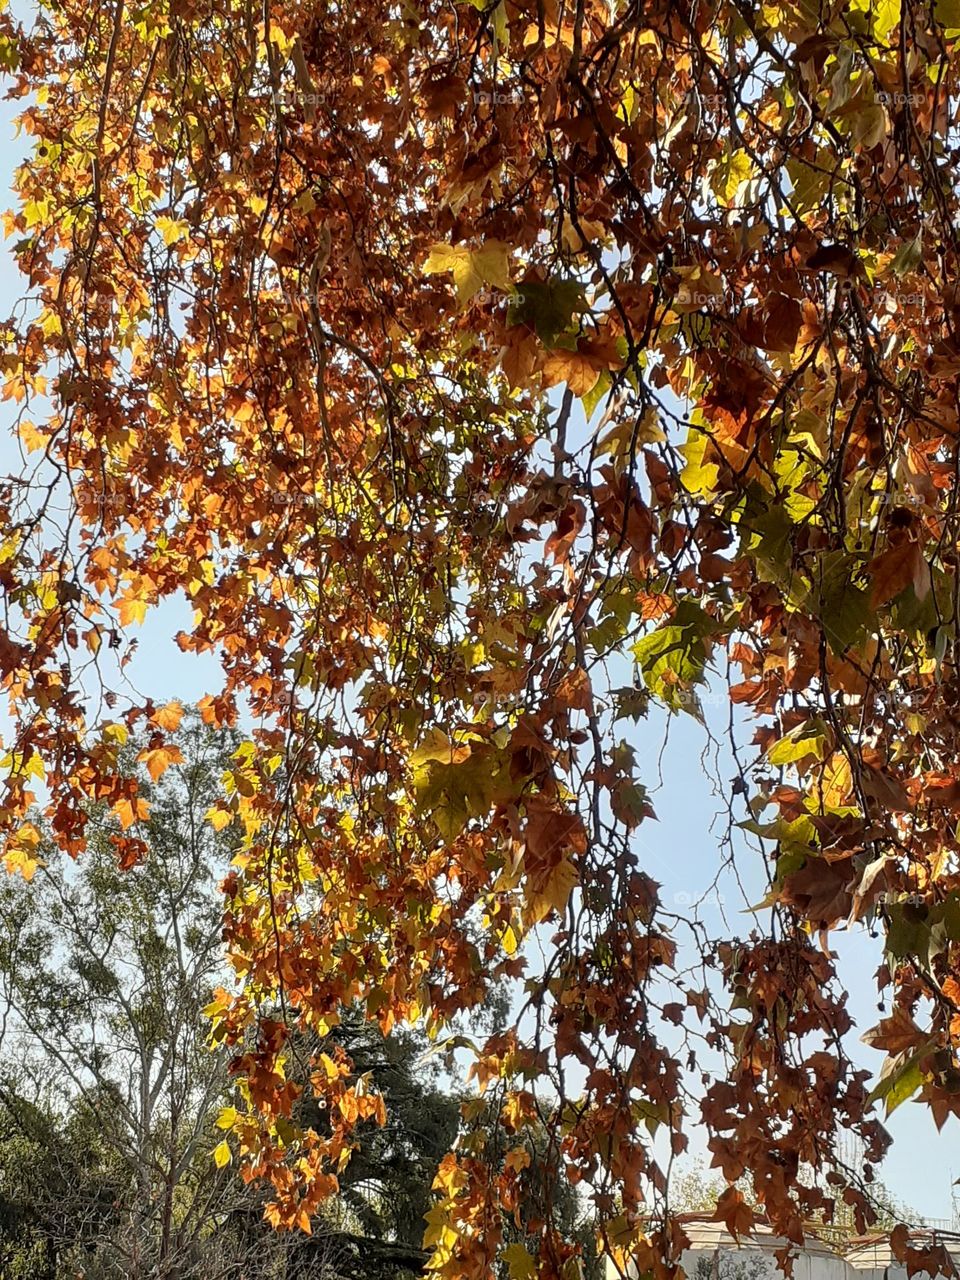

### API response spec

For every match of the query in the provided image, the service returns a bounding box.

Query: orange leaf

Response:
[712,1186,755,1239]
[867,540,929,608]
[137,744,184,782]
[114,796,150,830]
[151,701,184,732]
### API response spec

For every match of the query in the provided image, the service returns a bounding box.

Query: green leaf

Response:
[867,1043,932,1116]
[885,901,932,963]
[412,746,519,841]
[804,551,872,655]
[630,601,715,713]
[582,368,611,421]
[890,233,923,277]
[507,278,586,344]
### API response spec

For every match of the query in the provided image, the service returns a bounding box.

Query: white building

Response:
[606,1216,960,1280]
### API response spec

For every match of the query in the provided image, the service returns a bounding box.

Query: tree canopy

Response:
[2,0,960,1275]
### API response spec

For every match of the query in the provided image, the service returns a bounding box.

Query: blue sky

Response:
[0,74,955,1224]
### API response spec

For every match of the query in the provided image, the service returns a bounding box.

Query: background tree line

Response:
[0,715,598,1280]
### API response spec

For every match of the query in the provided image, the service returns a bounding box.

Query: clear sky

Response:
[0,73,955,1224]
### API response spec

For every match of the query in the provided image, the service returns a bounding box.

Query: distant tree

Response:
[0,716,466,1278]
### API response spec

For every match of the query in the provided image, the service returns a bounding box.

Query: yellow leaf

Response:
[423,240,512,304]
[3,823,43,880]
[872,0,901,40]
[206,806,233,831]
[17,420,47,453]
[3,845,42,881]
[214,1140,232,1168]
[23,753,45,782]
[216,1106,238,1129]
[117,593,148,626]
[503,1243,537,1280]
[318,1052,340,1080]
[207,803,234,834]
[714,148,753,205]
[501,923,519,955]
[156,215,188,247]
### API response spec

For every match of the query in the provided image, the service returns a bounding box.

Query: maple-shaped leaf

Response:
[862,1006,929,1055]
[541,346,603,397]
[137,743,185,782]
[117,592,149,627]
[779,854,853,926]
[867,539,930,608]
[3,821,43,881]
[423,240,511,304]
[113,796,150,831]
[151,701,184,731]
[712,1185,755,1239]
[631,600,715,711]
[507,278,586,343]
[541,335,621,398]
[502,1243,537,1280]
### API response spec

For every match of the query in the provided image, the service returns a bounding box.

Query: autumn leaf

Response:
[541,335,621,398]
[114,796,151,831]
[862,1007,929,1056]
[502,1243,537,1280]
[713,1186,755,1239]
[423,240,512,303]
[117,592,149,627]
[151,701,184,731]
[867,540,930,608]
[137,744,185,782]
[541,346,603,397]
[206,805,232,832]
[3,822,43,881]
